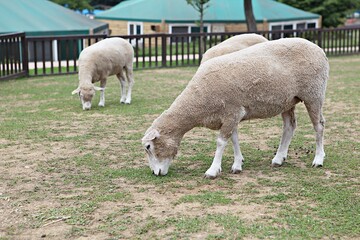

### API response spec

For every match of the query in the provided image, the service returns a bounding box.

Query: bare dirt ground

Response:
[0,112,288,239]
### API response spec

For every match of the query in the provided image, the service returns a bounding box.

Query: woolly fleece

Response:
[145,37,329,160]
[73,37,134,109]
[78,37,134,86]
[201,33,268,64]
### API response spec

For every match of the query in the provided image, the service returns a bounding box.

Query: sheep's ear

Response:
[142,129,160,143]
[94,86,105,91]
[72,88,80,95]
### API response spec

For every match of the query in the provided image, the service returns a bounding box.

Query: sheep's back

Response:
[178,38,329,120]
[201,34,268,63]
[78,38,134,79]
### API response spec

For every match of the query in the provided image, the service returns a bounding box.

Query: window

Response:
[172,26,189,34]
[169,25,210,34]
[171,26,189,42]
[128,22,143,46]
[296,23,306,29]
[269,20,318,39]
[271,25,282,40]
[169,24,211,43]
[190,26,208,33]
[307,23,316,29]
[284,24,293,37]
[128,22,143,35]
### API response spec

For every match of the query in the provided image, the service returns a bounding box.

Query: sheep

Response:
[72,37,134,110]
[201,33,268,64]
[142,37,329,178]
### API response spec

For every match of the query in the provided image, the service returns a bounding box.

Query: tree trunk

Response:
[199,7,205,58]
[244,0,257,32]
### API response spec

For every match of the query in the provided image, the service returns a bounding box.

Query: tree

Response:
[90,0,124,7]
[277,0,360,27]
[51,0,93,11]
[186,0,210,56]
[244,0,257,32]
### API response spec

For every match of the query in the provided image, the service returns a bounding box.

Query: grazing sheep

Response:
[142,38,329,178]
[72,37,134,110]
[201,33,268,64]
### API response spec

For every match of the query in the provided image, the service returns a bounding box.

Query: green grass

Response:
[0,56,359,239]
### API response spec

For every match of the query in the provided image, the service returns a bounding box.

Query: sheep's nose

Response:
[152,169,161,176]
[83,102,91,110]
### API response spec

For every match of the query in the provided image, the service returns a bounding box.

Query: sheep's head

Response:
[72,84,104,110]
[142,128,179,176]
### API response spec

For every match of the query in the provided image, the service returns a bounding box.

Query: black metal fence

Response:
[1,26,360,80]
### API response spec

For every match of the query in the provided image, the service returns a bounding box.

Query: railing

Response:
[26,34,107,76]
[1,26,360,80]
[0,32,28,80]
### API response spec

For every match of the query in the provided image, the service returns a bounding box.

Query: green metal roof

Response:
[0,0,108,36]
[95,0,320,23]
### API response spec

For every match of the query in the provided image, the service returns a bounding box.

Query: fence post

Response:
[358,28,360,53]
[161,34,167,67]
[317,28,322,48]
[21,34,29,77]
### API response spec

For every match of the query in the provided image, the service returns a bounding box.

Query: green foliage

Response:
[50,0,93,11]
[277,0,360,27]
[186,0,211,11]
[90,0,124,7]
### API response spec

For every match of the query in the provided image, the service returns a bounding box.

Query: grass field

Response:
[0,55,359,239]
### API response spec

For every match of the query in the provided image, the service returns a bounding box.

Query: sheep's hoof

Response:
[230,169,242,174]
[271,163,282,168]
[312,163,323,168]
[204,174,217,179]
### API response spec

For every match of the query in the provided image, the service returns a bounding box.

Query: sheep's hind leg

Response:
[271,107,297,167]
[124,66,134,104]
[305,103,325,167]
[117,72,127,104]
[230,128,245,173]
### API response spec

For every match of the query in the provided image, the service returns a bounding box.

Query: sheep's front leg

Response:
[230,128,244,173]
[204,136,227,179]
[205,110,244,178]
[98,80,106,107]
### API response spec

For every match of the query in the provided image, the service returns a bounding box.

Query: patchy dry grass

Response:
[0,56,359,239]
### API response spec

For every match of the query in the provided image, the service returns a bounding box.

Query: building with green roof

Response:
[0,0,108,36]
[0,0,109,62]
[95,0,321,36]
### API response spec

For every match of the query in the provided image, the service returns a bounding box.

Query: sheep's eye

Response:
[145,144,150,150]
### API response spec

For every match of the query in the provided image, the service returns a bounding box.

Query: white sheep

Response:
[201,33,268,64]
[72,37,134,110]
[142,37,329,178]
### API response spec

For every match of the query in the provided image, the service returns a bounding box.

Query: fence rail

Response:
[1,26,360,80]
